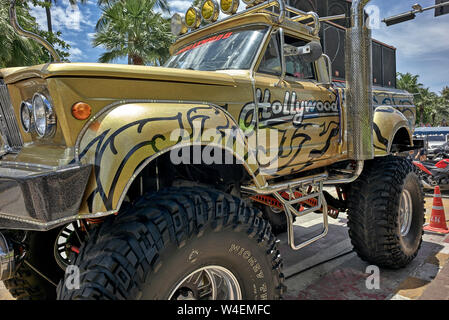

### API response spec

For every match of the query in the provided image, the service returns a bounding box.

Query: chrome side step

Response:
[242,162,363,251]
[273,179,328,251]
[243,173,329,251]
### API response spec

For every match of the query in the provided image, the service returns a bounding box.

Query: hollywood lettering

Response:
[239,88,338,130]
[176,32,233,55]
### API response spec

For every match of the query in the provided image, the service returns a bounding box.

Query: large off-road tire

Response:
[58,187,285,300]
[347,156,425,269]
[4,229,64,300]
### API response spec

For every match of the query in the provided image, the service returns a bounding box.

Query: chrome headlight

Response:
[20,101,33,133]
[32,93,56,138]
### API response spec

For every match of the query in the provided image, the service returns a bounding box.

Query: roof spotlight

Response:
[201,0,220,22]
[171,13,188,36]
[185,6,202,29]
[220,0,239,15]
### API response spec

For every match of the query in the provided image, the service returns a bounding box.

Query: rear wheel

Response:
[347,156,424,269]
[58,187,285,300]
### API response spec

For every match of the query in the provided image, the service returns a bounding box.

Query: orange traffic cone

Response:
[424,186,449,234]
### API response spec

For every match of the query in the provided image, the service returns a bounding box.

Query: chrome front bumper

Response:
[0,163,91,231]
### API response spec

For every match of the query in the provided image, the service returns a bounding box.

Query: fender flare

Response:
[74,100,264,214]
[388,123,413,152]
[373,106,413,155]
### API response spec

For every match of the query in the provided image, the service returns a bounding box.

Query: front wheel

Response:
[5,230,64,300]
[347,156,425,269]
[58,187,285,300]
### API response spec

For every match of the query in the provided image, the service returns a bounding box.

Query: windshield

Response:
[164,26,267,71]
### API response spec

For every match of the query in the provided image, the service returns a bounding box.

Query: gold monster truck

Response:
[0,0,424,300]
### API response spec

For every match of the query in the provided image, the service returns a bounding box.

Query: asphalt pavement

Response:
[1,194,448,300]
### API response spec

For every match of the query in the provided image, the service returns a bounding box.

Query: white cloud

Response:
[373,16,449,59]
[168,0,192,13]
[29,0,94,32]
[370,1,449,92]
[69,47,83,61]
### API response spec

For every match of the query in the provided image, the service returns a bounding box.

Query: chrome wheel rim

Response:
[54,221,84,270]
[399,189,413,236]
[168,266,242,300]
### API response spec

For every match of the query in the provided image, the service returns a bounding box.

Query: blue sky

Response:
[29,0,449,93]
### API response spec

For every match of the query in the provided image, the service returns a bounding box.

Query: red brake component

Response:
[71,246,80,254]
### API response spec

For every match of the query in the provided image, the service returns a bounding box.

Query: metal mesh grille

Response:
[345,26,374,160]
[0,82,23,150]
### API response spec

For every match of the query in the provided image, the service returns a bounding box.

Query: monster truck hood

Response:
[1,63,236,87]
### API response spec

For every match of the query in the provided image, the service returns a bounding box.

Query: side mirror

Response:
[283,41,323,63]
[317,54,333,88]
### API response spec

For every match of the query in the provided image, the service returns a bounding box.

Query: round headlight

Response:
[201,0,219,22]
[185,7,201,29]
[32,93,56,138]
[220,0,239,15]
[20,101,33,133]
[171,13,187,36]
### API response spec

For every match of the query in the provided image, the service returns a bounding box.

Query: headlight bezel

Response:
[32,92,56,138]
[171,13,188,36]
[185,6,201,29]
[20,101,34,133]
[201,0,220,23]
[220,0,239,15]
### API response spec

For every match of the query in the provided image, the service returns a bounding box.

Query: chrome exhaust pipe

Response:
[9,0,61,62]
[346,0,374,160]
[0,232,14,281]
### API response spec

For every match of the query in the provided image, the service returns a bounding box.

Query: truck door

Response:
[253,31,341,177]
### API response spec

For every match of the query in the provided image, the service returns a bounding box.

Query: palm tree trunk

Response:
[45,0,53,33]
[131,55,144,65]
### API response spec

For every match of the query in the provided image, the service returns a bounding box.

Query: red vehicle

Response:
[413,159,449,190]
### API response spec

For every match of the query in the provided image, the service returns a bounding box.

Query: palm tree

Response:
[441,86,449,102]
[97,0,170,14]
[93,0,173,65]
[42,0,87,34]
[417,88,438,126]
[397,72,426,124]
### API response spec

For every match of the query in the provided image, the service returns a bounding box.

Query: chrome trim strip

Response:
[0,210,116,231]
[0,160,57,171]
